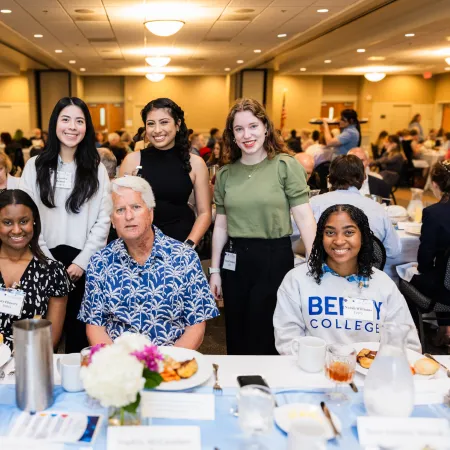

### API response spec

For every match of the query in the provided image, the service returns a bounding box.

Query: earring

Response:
[265,130,268,136]
[233,138,236,143]
[33,222,36,225]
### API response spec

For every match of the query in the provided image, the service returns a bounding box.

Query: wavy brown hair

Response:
[222,98,290,164]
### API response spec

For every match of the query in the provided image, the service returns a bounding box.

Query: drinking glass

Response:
[324,344,356,403]
[238,385,275,449]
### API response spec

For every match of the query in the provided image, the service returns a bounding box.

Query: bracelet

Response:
[208,267,221,275]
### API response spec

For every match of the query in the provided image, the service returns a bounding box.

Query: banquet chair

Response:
[372,235,386,271]
[399,253,450,352]
[371,143,380,160]
[315,161,331,192]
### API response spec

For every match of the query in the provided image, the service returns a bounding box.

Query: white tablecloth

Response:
[421,149,446,191]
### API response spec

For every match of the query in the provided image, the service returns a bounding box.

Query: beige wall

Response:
[84,76,123,103]
[0,73,31,135]
[124,76,229,134]
[40,71,71,128]
[71,74,85,99]
[322,76,361,100]
[435,73,450,103]
[272,75,323,132]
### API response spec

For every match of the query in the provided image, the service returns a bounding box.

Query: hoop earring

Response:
[264,130,268,136]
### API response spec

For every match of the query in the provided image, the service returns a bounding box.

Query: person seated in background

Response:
[300,129,314,151]
[274,204,421,354]
[372,130,388,159]
[207,128,220,149]
[1,133,24,175]
[348,148,390,199]
[120,132,133,151]
[443,132,450,158]
[0,153,20,191]
[311,130,320,144]
[190,133,206,157]
[98,148,117,181]
[78,176,219,349]
[294,152,314,181]
[207,141,222,168]
[305,133,333,168]
[309,155,401,258]
[95,132,105,148]
[0,189,73,349]
[12,129,31,149]
[200,146,212,163]
[103,132,121,149]
[370,134,405,187]
[423,129,437,149]
[286,129,302,153]
[28,128,45,148]
[409,129,424,158]
[410,162,450,345]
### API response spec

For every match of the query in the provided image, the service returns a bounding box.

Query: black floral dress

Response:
[0,257,74,349]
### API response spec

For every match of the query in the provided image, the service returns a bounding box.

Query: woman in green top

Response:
[211,98,317,355]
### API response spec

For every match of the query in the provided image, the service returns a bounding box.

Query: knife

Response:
[320,401,341,438]
[424,353,450,377]
[349,381,358,393]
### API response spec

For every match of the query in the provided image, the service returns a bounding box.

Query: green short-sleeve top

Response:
[214,153,310,238]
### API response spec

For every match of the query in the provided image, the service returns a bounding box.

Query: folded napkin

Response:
[396,262,419,282]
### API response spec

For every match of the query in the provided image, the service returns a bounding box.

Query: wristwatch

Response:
[209,267,220,275]
[184,239,196,249]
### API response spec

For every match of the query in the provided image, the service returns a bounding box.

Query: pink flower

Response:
[89,343,106,364]
[131,345,163,372]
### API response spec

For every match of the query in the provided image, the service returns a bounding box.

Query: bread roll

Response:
[414,358,440,376]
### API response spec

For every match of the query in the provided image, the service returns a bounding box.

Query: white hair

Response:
[107,176,156,213]
[108,132,120,144]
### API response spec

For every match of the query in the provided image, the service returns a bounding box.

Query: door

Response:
[88,103,124,132]
[320,102,354,120]
[442,104,450,132]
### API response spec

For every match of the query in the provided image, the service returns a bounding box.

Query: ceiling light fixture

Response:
[324,59,331,63]
[445,57,450,65]
[0,10,12,13]
[254,49,261,53]
[277,33,287,38]
[55,49,63,53]
[300,68,306,71]
[145,56,171,67]
[69,60,76,64]
[144,20,184,37]
[80,68,86,72]
[34,34,43,38]
[364,72,386,82]
[237,59,244,64]
[225,68,231,71]
[405,33,415,37]
[368,56,385,61]
[317,9,328,13]
[357,49,365,53]
[146,73,165,82]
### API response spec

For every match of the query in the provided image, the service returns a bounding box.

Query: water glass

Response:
[325,344,356,403]
[238,385,275,449]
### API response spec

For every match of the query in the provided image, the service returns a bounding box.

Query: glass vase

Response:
[364,323,414,417]
[108,404,141,426]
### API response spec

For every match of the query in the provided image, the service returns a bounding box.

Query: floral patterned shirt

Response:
[78,227,219,344]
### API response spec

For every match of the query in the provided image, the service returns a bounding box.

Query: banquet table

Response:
[1,354,450,449]
[420,149,446,191]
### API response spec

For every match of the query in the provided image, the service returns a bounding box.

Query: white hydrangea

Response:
[114,332,152,353]
[80,344,145,408]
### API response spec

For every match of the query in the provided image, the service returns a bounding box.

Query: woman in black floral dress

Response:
[0,190,73,349]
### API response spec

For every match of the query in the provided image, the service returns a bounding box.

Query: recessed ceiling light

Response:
[254,49,262,53]
[225,68,231,71]
[237,59,244,64]
[277,33,287,38]
[324,59,332,63]
[80,68,86,72]
[368,56,385,61]
[317,9,329,13]
[34,34,43,38]
[55,49,63,53]
[357,49,366,53]
[0,10,12,14]
[300,68,306,71]
[69,60,76,64]
[405,33,415,37]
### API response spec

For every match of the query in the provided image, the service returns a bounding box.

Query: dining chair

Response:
[372,235,386,271]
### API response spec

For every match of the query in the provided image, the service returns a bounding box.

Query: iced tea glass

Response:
[325,344,356,403]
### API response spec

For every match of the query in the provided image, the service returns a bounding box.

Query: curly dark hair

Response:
[222,98,291,164]
[140,98,191,173]
[308,204,375,284]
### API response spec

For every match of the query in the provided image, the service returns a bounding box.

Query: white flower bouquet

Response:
[80,333,163,425]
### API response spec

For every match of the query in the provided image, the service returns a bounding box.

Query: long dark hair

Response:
[340,109,361,146]
[308,204,375,284]
[35,97,100,213]
[0,190,48,265]
[140,98,191,173]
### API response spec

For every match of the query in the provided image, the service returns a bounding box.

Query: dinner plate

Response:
[0,343,11,368]
[352,342,443,379]
[274,403,342,439]
[155,346,212,391]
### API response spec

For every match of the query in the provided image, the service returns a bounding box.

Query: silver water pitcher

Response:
[13,319,54,411]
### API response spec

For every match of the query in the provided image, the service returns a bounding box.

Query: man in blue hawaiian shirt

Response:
[78,176,219,349]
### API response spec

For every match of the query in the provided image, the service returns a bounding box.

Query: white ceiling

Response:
[0,0,449,76]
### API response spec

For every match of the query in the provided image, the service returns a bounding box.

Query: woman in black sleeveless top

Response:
[120,98,211,245]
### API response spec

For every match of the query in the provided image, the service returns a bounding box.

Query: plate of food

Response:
[0,334,11,368]
[353,342,442,379]
[156,346,212,391]
[274,403,342,439]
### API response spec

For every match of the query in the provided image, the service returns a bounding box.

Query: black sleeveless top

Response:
[140,146,195,242]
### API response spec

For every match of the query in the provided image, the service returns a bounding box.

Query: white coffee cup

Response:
[288,418,327,450]
[290,336,326,373]
[57,353,84,392]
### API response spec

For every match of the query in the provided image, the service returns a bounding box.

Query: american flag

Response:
[280,92,287,130]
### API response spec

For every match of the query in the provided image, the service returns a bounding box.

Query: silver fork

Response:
[212,363,222,394]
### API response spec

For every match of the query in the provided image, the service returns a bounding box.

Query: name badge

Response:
[56,171,73,189]
[222,252,236,271]
[0,288,26,317]
[343,297,374,321]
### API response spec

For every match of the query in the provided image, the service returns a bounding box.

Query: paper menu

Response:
[107,426,201,450]
[8,411,102,444]
[0,438,64,450]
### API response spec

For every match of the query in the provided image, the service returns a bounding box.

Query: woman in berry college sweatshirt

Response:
[273,204,421,354]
